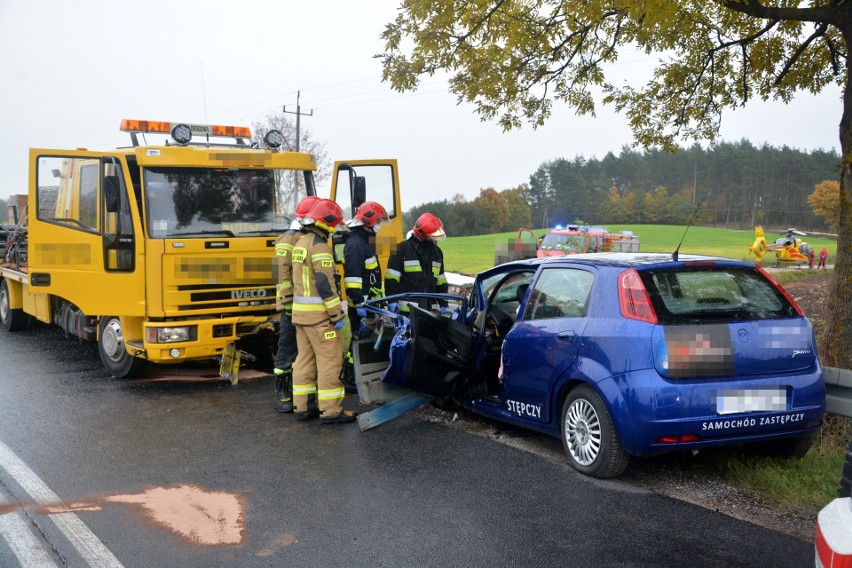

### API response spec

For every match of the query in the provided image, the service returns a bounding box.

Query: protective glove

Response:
[451,308,460,321]
[356,307,367,319]
[440,306,449,317]
[388,302,400,314]
[333,319,345,330]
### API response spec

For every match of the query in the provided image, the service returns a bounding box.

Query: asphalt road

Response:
[0,324,814,567]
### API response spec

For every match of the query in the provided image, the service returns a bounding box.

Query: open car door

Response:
[359,293,473,398]
[401,305,475,397]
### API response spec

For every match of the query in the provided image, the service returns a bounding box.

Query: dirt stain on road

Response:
[34,484,245,545]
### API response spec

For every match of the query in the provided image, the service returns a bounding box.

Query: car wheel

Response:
[747,432,816,459]
[0,279,30,332]
[561,385,629,478]
[98,316,148,378]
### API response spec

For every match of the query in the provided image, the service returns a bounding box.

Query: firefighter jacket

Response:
[385,234,448,297]
[343,227,383,307]
[273,227,303,312]
[291,226,345,326]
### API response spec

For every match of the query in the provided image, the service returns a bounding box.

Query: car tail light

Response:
[754,265,804,316]
[656,434,700,444]
[619,269,658,324]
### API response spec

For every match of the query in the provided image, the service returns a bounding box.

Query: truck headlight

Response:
[146,326,197,343]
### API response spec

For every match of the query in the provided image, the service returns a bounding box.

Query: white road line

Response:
[0,440,125,568]
[0,494,59,567]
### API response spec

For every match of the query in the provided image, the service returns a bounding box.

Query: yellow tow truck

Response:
[0,119,403,379]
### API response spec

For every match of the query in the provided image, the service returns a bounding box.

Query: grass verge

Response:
[695,447,846,515]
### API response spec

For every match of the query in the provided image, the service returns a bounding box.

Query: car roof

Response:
[489,252,754,274]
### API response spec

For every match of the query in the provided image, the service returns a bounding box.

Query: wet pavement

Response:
[0,324,815,567]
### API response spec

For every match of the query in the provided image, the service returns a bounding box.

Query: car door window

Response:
[524,268,593,320]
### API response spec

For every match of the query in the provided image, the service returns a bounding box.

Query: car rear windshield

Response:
[638,266,799,324]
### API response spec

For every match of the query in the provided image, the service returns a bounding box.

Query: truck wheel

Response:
[98,316,147,378]
[561,385,629,479]
[0,279,30,332]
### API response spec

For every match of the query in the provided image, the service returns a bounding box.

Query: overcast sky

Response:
[0,0,843,209]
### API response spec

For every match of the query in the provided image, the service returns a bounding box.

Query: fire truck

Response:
[494,225,639,265]
[0,119,403,378]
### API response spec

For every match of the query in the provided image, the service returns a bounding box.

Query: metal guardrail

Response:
[824,367,852,418]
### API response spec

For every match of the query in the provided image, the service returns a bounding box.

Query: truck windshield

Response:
[144,167,298,238]
[540,233,590,253]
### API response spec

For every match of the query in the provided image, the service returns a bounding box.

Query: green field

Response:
[440,224,839,274]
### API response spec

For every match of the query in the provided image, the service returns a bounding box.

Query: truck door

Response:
[29,151,143,316]
[328,160,403,264]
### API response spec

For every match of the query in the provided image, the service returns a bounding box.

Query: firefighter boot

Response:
[341,351,357,394]
[273,368,294,413]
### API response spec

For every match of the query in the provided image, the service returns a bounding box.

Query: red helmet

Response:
[294,196,321,218]
[304,198,344,232]
[412,212,445,241]
[347,201,389,230]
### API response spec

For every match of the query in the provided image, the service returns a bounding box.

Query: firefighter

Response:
[290,198,356,424]
[384,212,448,313]
[272,195,320,413]
[341,201,389,389]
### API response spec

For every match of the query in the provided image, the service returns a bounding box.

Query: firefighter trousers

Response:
[292,320,345,417]
[274,311,297,371]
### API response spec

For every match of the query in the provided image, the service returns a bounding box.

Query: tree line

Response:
[407,141,840,237]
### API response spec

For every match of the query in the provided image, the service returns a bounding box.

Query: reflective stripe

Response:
[324,297,342,309]
[312,252,334,262]
[292,303,327,312]
[293,383,318,395]
[275,243,294,256]
[318,387,345,400]
[403,260,422,273]
[437,273,448,285]
[277,282,292,290]
[293,296,326,312]
[345,282,361,289]
[364,256,378,269]
[431,261,442,270]
[386,268,401,280]
[344,276,362,285]
[302,265,310,297]
[293,296,324,304]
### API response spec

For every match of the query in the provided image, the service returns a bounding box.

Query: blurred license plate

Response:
[716,389,786,415]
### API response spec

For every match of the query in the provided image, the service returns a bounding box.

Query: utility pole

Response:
[283,91,314,210]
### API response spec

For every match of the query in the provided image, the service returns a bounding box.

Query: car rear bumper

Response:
[597,367,826,456]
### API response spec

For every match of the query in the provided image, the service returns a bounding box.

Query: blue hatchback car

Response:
[361,253,826,478]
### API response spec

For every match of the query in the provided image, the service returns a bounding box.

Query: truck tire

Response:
[841,431,852,498]
[98,316,148,378]
[0,279,30,332]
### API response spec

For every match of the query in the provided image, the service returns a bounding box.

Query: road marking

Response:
[0,494,59,567]
[0,440,125,568]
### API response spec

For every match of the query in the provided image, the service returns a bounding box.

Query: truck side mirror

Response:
[104,176,121,213]
[353,176,366,210]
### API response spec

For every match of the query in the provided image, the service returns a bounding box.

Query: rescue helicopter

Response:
[748,226,813,267]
